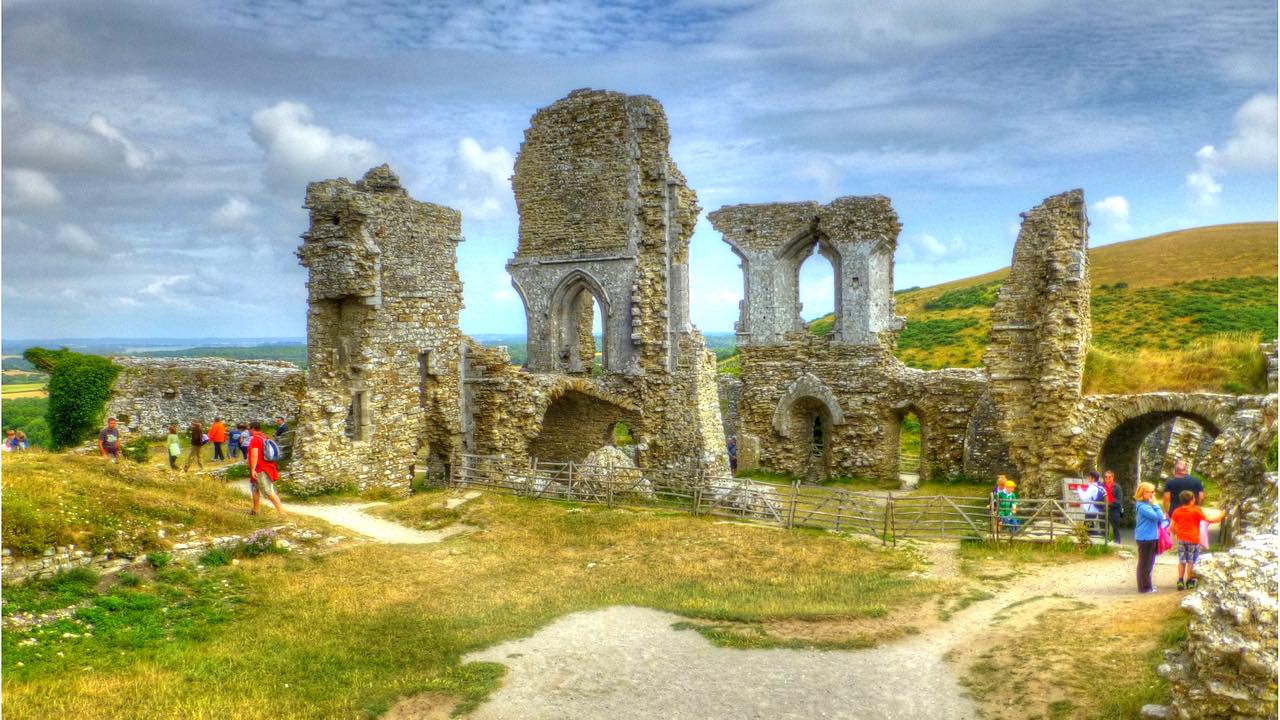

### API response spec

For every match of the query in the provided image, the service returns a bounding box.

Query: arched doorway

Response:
[1097,411,1221,490]
[528,389,642,463]
[889,405,928,484]
[785,396,832,481]
[549,272,609,375]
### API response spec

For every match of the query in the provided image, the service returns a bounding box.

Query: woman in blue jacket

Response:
[1134,481,1166,593]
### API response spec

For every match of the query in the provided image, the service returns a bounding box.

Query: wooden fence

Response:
[450,453,1109,546]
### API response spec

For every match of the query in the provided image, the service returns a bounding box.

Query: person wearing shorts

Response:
[1169,489,1222,591]
[247,421,285,516]
[98,417,122,462]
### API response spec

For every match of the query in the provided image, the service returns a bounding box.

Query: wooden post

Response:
[886,494,895,547]
[786,480,799,529]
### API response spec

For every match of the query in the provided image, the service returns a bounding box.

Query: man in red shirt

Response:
[247,421,285,516]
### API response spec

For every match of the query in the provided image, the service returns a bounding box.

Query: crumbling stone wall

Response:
[710,195,995,482]
[496,89,726,474]
[982,190,1091,497]
[107,357,303,436]
[290,165,465,494]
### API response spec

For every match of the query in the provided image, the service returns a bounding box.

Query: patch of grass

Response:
[0,452,319,557]
[1,567,101,616]
[897,317,980,352]
[1095,610,1190,719]
[1083,331,1268,394]
[957,539,1113,576]
[368,490,464,531]
[671,620,879,650]
[923,279,1004,311]
[2,491,942,719]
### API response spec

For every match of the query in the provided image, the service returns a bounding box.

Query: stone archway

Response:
[528,388,643,464]
[548,270,611,375]
[771,374,844,480]
[890,402,930,483]
[1096,410,1221,489]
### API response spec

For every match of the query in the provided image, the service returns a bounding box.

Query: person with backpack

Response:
[183,421,206,472]
[1075,472,1107,537]
[247,421,285,516]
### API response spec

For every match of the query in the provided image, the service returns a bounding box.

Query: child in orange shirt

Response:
[1169,490,1223,590]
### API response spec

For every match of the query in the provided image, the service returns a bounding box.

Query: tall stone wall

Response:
[290,165,465,494]
[499,89,726,475]
[982,190,1091,497]
[106,357,303,436]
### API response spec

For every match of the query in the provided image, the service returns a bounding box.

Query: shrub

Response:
[147,551,171,569]
[124,436,150,464]
[922,280,1003,311]
[898,318,980,351]
[28,349,121,450]
[238,529,281,558]
[198,548,232,567]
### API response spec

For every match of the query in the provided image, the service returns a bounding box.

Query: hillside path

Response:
[461,544,1172,720]
[230,479,474,544]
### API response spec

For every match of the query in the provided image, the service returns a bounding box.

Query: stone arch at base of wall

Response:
[771,373,845,438]
[527,380,643,464]
[1078,393,1244,473]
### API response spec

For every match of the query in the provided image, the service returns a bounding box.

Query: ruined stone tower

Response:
[291,165,465,493]
[982,189,1090,496]
[496,89,726,472]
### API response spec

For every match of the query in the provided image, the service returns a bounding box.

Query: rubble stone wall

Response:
[107,357,304,436]
[290,165,465,494]
[982,190,1091,497]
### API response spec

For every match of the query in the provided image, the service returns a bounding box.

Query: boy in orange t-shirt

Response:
[1169,490,1222,590]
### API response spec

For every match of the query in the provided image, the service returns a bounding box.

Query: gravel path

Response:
[230,480,471,544]
[462,544,1181,720]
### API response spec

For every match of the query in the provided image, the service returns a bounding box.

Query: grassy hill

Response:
[723,222,1277,394]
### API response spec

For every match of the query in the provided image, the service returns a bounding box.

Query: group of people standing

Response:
[1133,458,1221,594]
[2,429,29,451]
[162,416,288,471]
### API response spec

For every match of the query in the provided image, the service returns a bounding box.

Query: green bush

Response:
[1267,436,1278,473]
[1,493,66,555]
[198,548,232,567]
[29,349,121,450]
[2,397,51,447]
[124,436,150,464]
[898,318,980,351]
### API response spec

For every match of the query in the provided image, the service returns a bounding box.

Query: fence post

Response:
[692,472,702,516]
[786,480,799,529]
[886,493,894,547]
[607,471,615,509]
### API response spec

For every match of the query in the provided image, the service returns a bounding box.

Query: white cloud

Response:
[87,113,153,170]
[4,167,64,208]
[897,232,970,262]
[1221,93,1277,170]
[450,137,514,220]
[1185,144,1223,208]
[211,195,257,229]
[249,101,382,197]
[53,224,99,252]
[1183,94,1276,209]
[1090,195,1131,233]
[141,275,191,297]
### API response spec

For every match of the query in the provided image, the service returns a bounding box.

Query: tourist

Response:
[990,474,1009,513]
[727,438,737,473]
[15,431,27,450]
[228,423,243,460]
[2,429,15,452]
[996,479,1019,533]
[183,421,205,472]
[1133,481,1166,593]
[1163,458,1204,515]
[98,417,122,462]
[1076,472,1106,536]
[247,421,285,516]
[166,424,181,470]
[274,415,288,439]
[208,417,227,462]
[1103,470,1123,542]
[1170,490,1223,590]
[237,423,251,461]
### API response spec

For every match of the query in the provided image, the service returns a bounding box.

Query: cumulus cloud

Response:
[53,223,100,253]
[448,137,514,220]
[211,195,257,230]
[249,101,382,198]
[4,167,64,208]
[1184,94,1276,208]
[1090,195,1131,233]
[897,232,970,263]
[3,96,154,177]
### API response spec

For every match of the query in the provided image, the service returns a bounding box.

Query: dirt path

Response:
[230,480,472,544]
[459,544,1170,719]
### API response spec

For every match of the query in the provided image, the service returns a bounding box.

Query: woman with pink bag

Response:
[1133,481,1167,593]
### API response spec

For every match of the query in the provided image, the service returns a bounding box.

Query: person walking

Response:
[247,421,285,516]
[228,424,242,460]
[98,417,122,462]
[183,421,206,472]
[208,417,228,462]
[237,423,251,461]
[166,424,181,470]
[1134,481,1166,593]
[1103,470,1123,542]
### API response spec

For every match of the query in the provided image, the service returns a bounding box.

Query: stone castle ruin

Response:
[106,88,1274,505]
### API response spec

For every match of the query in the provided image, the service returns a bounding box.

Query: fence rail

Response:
[450,453,1109,546]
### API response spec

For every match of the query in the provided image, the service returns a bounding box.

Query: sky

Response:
[2,0,1276,339]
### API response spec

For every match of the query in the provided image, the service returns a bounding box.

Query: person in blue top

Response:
[1133,481,1167,593]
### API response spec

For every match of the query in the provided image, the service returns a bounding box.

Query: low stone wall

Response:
[107,357,304,436]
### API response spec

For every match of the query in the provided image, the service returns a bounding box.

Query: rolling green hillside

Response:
[722,222,1278,394]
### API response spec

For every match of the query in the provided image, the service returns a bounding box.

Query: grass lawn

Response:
[2,455,946,719]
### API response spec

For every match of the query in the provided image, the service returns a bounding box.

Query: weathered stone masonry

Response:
[290,165,466,493]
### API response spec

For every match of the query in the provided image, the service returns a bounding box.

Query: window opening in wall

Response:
[418,350,433,408]
[898,411,921,476]
[561,288,604,376]
[797,246,836,329]
[811,414,825,450]
[345,390,368,441]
